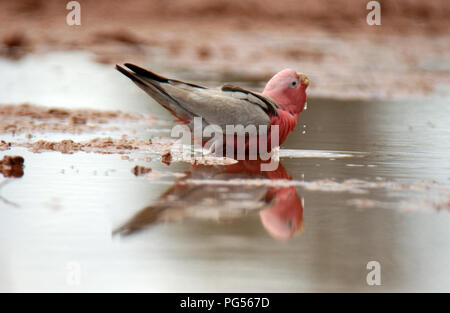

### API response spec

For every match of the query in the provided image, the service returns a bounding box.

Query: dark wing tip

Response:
[115,63,127,74]
[116,63,134,79]
[115,63,147,86]
[122,63,170,82]
[119,63,207,89]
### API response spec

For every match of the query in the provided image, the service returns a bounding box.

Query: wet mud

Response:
[0,155,24,178]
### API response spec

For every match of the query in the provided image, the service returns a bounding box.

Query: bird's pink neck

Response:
[270,110,298,145]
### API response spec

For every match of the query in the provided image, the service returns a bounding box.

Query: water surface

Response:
[0,52,449,292]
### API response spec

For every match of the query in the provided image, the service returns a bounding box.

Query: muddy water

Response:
[0,52,450,292]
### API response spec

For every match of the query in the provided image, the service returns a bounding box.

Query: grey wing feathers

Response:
[116,63,275,129]
[116,64,196,121]
[221,84,279,117]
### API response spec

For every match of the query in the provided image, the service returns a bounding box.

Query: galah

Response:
[116,63,309,152]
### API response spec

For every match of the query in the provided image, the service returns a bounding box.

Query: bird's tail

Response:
[113,204,166,236]
[116,63,192,122]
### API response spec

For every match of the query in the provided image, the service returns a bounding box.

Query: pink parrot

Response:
[116,64,309,153]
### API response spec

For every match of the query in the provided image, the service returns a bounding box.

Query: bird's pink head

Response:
[259,187,304,240]
[262,69,309,115]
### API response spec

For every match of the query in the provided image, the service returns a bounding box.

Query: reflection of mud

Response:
[175,172,450,212]
[0,141,11,151]
[115,160,304,239]
[0,155,24,178]
[132,165,152,176]
[0,180,19,207]
[347,198,378,209]
[402,196,450,212]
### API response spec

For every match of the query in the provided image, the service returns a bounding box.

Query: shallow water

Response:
[1,52,450,292]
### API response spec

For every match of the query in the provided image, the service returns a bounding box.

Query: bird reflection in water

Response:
[114,159,304,240]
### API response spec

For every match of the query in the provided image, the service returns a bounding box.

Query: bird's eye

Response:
[289,79,298,88]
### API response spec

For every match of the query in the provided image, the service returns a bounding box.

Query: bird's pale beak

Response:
[298,73,309,88]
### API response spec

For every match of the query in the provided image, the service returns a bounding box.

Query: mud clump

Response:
[161,151,172,166]
[196,46,212,60]
[29,139,82,154]
[0,31,31,59]
[0,155,24,178]
[132,165,152,176]
[70,115,87,125]
[94,29,146,46]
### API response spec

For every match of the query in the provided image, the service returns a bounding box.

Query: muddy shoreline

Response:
[1,0,449,99]
[0,104,156,136]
